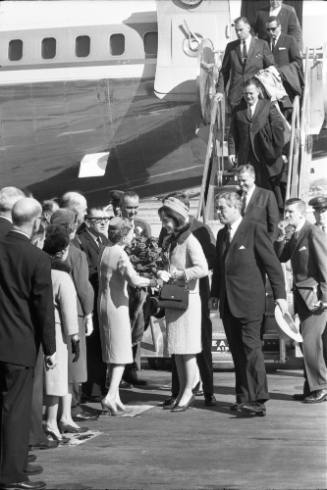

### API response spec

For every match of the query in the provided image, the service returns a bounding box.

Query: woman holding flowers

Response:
[98,217,157,414]
[158,197,208,412]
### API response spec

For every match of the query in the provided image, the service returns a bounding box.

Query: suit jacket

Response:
[216,36,273,107]
[243,186,280,239]
[271,33,303,98]
[211,219,286,321]
[228,98,284,177]
[0,230,56,367]
[65,244,94,317]
[254,4,302,48]
[0,216,12,239]
[275,221,327,313]
[78,228,108,292]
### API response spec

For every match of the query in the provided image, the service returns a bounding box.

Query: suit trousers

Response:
[299,309,327,392]
[171,299,214,397]
[0,362,33,485]
[222,302,269,403]
[83,315,107,398]
[29,347,48,445]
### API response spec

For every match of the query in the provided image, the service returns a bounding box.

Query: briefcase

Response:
[157,284,189,311]
[295,278,321,312]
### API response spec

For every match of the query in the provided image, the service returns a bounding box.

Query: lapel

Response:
[245,186,258,212]
[84,230,100,253]
[236,40,243,66]
[290,221,310,259]
[245,37,255,67]
[225,219,245,260]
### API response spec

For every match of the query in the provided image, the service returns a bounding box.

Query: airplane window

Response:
[110,34,125,56]
[144,32,158,57]
[42,38,56,59]
[76,36,90,57]
[8,39,23,61]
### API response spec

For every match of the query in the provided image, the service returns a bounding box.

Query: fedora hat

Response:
[274,305,303,343]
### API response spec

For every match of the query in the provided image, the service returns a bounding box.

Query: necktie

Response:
[242,192,248,214]
[247,106,252,120]
[96,236,102,247]
[241,40,247,64]
[225,225,232,252]
[271,38,276,51]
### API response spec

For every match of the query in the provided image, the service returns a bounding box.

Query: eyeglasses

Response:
[87,217,110,223]
[267,27,277,31]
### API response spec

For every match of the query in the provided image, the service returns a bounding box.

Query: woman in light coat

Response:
[43,226,80,442]
[98,217,157,415]
[158,197,208,412]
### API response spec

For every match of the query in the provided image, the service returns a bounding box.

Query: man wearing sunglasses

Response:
[78,207,110,402]
[254,0,302,49]
[266,16,303,105]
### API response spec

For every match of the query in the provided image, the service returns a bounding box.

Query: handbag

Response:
[295,278,321,312]
[157,283,189,311]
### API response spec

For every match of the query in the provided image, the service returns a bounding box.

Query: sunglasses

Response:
[87,217,110,223]
[267,27,277,31]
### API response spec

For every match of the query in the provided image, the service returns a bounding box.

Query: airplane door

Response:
[154,0,232,99]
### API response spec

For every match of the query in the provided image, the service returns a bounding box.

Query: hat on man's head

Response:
[308,195,327,211]
[108,190,124,204]
[50,208,78,232]
[158,196,189,227]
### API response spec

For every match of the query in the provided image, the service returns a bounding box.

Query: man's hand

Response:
[275,298,288,316]
[71,336,80,363]
[228,154,237,167]
[208,297,218,310]
[45,353,56,370]
[84,314,94,336]
[213,92,224,102]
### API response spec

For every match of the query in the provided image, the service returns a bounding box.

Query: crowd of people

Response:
[0,1,326,489]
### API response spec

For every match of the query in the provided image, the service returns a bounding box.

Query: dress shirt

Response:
[243,185,256,210]
[229,216,243,241]
[247,100,258,119]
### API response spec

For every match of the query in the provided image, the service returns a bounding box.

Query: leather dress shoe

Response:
[171,395,195,413]
[192,381,203,397]
[204,394,217,407]
[230,403,243,413]
[241,402,266,417]
[27,454,37,463]
[162,397,177,410]
[73,412,98,422]
[292,393,306,401]
[24,464,43,476]
[28,439,58,450]
[58,422,89,434]
[123,376,147,387]
[1,480,46,490]
[304,389,327,403]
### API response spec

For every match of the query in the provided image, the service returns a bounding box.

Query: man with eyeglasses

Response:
[254,0,302,49]
[266,16,303,108]
[78,207,110,402]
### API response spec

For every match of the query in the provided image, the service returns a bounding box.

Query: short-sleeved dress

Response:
[98,244,149,364]
[44,269,79,396]
[165,233,209,355]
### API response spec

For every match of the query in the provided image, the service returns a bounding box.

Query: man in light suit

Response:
[209,191,287,416]
[78,207,110,401]
[254,0,302,49]
[0,186,25,238]
[0,198,56,490]
[237,164,280,240]
[228,78,285,209]
[215,16,274,109]
[275,198,327,403]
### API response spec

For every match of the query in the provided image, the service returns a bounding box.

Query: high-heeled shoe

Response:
[171,395,195,413]
[58,422,89,434]
[101,398,119,416]
[115,400,126,412]
[45,428,70,444]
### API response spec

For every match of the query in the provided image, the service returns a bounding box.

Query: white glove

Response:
[45,352,56,370]
[275,299,288,316]
[157,270,171,283]
[84,314,94,336]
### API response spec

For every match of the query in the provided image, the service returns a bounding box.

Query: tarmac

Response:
[31,368,326,490]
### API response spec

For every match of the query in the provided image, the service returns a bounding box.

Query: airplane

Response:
[0,0,326,205]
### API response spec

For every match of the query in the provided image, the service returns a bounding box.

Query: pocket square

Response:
[278,47,287,50]
[298,246,307,251]
[238,245,246,250]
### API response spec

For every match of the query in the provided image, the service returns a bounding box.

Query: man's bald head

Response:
[12,198,42,227]
[61,191,87,225]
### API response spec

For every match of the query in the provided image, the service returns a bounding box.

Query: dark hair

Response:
[243,77,261,90]
[121,191,139,205]
[159,207,186,229]
[234,16,251,27]
[266,16,281,26]
[108,218,132,244]
[237,164,256,177]
[43,225,70,256]
[285,198,306,214]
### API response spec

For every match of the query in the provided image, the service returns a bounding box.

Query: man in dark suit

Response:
[275,198,327,403]
[266,16,303,104]
[209,191,287,416]
[0,186,25,238]
[237,164,280,239]
[159,193,217,407]
[121,191,151,385]
[0,198,56,490]
[254,0,302,49]
[215,16,274,109]
[78,206,110,401]
[228,78,285,210]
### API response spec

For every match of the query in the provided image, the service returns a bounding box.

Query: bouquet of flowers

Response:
[125,236,168,279]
